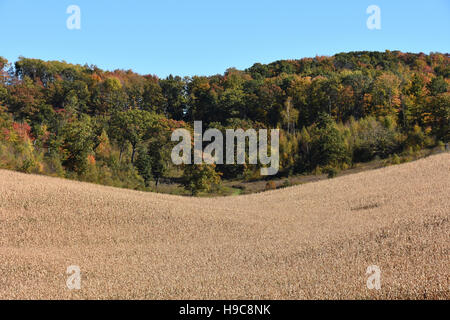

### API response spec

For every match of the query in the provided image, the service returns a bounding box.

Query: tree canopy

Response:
[0,51,448,194]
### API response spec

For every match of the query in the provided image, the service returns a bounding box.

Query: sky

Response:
[0,0,449,78]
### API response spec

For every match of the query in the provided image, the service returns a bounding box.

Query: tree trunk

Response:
[119,144,124,163]
[131,144,136,164]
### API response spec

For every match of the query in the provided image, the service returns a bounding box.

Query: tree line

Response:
[0,51,448,195]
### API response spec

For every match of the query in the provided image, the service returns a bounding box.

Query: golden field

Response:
[0,153,449,299]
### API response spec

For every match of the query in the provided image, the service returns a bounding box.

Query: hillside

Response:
[0,153,449,299]
[1,51,449,195]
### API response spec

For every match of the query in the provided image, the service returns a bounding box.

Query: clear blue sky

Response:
[1,0,449,77]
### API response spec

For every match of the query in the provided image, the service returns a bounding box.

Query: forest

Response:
[0,51,448,195]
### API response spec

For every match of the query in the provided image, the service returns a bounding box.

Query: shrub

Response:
[182,164,222,196]
[391,154,401,165]
[324,167,339,179]
[19,158,35,174]
[436,140,445,151]
[282,179,291,188]
[45,153,65,177]
[265,181,277,190]
[352,117,403,162]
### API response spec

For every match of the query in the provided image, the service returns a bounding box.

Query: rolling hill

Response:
[0,153,449,299]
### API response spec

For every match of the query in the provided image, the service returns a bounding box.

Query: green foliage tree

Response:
[148,140,166,187]
[93,77,128,114]
[109,109,159,163]
[182,163,221,196]
[427,76,447,96]
[310,113,350,168]
[135,144,153,187]
[160,75,187,120]
[427,93,450,142]
[61,114,94,175]
[142,77,166,113]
